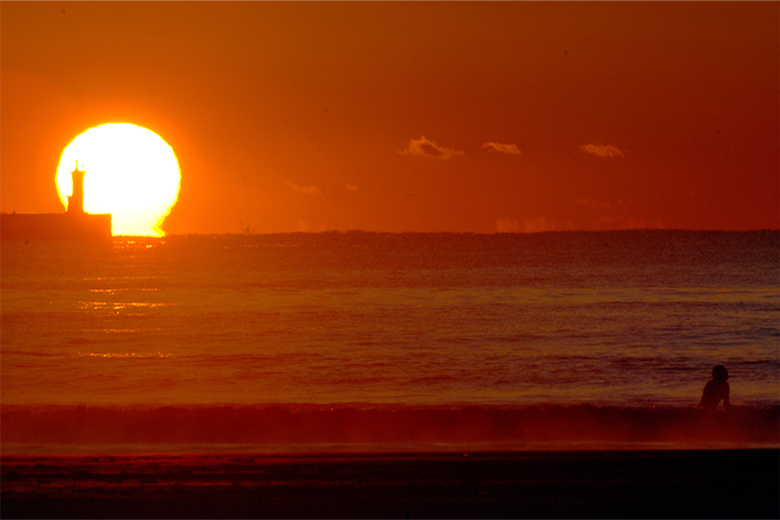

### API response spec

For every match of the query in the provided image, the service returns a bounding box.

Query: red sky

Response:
[2,2,778,234]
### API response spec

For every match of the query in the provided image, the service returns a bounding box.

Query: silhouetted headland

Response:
[1,162,111,240]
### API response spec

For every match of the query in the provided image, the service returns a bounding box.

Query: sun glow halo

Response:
[56,123,181,236]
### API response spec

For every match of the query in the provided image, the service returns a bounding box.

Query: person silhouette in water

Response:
[699,365,730,409]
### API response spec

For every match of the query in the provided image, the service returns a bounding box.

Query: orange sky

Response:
[2,2,778,234]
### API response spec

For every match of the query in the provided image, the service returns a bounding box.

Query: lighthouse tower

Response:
[0,159,111,240]
[67,160,85,215]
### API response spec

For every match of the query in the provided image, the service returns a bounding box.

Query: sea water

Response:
[2,230,778,451]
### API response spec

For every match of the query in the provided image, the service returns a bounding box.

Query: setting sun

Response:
[55,123,181,236]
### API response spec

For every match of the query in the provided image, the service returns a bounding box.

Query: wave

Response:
[2,404,777,454]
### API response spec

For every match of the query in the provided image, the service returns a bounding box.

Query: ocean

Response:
[2,230,778,452]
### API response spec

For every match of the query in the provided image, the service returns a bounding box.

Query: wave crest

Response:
[3,403,778,454]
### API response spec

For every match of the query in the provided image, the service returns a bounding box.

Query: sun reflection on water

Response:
[79,302,175,310]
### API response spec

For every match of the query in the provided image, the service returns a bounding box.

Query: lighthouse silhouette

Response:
[1,161,112,240]
[67,160,86,215]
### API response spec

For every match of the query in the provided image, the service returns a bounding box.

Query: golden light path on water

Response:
[55,123,181,236]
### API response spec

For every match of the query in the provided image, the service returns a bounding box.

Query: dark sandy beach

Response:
[2,449,778,519]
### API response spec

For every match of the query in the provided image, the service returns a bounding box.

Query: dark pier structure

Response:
[1,162,112,240]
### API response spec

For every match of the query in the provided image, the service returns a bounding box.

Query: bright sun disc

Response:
[56,123,181,236]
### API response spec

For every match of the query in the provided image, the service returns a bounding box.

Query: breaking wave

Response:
[2,404,778,454]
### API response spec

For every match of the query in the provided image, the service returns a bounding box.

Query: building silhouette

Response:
[1,162,112,240]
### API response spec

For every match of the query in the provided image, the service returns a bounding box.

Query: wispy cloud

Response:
[286,182,320,195]
[576,198,626,209]
[575,198,601,207]
[520,216,556,233]
[579,143,625,158]
[399,136,464,160]
[345,184,359,192]
[482,142,522,155]
[496,217,576,233]
[496,218,521,233]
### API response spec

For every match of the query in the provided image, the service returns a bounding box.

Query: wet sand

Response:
[2,449,778,519]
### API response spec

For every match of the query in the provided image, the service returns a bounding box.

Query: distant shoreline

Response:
[157,228,780,237]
